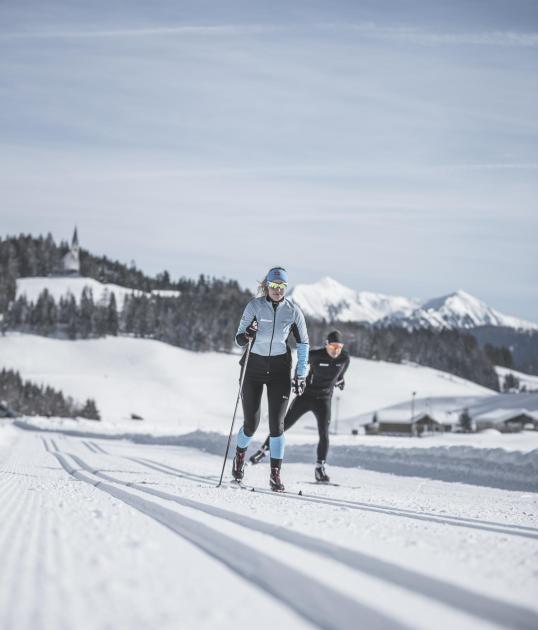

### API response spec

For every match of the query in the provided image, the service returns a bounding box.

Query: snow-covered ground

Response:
[496,366,538,393]
[0,426,537,630]
[1,333,538,628]
[0,333,494,427]
[16,276,181,309]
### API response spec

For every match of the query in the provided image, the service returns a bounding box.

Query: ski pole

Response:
[217,338,253,487]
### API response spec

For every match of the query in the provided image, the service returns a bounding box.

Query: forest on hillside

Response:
[0,234,505,389]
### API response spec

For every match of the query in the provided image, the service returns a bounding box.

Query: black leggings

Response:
[263,395,332,461]
[241,353,291,438]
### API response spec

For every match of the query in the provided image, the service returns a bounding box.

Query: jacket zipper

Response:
[267,301,278,373]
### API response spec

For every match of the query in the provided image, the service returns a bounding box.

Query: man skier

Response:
[250,330,350,483]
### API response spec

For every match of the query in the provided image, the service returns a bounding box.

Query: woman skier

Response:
[233,266,309,492]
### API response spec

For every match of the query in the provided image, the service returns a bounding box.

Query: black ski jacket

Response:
[304,348,350,399]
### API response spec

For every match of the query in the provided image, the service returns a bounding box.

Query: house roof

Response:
[374,411,443,425]
[473,408,538,423]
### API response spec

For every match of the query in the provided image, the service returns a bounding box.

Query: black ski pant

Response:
[241,353,291,438]
[262,394,332,462]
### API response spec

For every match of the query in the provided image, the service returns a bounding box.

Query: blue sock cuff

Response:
[237,426,252,449]
[269,434,285,459]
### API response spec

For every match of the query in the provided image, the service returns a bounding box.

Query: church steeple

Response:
[61,226,81,275]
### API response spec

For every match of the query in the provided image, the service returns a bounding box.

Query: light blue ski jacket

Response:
[235,296,310,378]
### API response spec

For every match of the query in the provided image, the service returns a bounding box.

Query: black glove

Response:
[292,376,306,396]
[335,379,345,391]
[244,321,258,340]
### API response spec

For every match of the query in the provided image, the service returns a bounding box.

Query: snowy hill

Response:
[495,365,538,393]
[16,276,180,309]
[290,278,538,331]
[2,334,537,630]
[0,333,493,428]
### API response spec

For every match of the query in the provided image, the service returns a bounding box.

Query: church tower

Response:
[62,227,81,275]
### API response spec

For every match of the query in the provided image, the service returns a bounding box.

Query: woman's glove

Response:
[244,322,258,340]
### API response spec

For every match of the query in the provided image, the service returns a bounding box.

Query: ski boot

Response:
[249,445,268,465]
[315,461,330,483]
[232,447,246,482]
[270,466,285,492]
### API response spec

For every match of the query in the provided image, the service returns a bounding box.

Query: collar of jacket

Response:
[265,295,283,309]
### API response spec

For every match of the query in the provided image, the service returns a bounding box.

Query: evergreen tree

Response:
[79,287,94,338]
[503,372,520,392]
[460,409,473,432]
[79,398,100,420]
[107,293,119,336]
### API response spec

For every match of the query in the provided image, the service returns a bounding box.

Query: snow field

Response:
[38,433,538,625]
[0,333,493,426]
[1,427,537,629]
[0,433,313,630]
[17,417,538,492]
[496,366,538,393]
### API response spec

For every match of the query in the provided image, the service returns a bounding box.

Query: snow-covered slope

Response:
[290,277,418,323]
[0,333,493,427]
[290,278,538,331]
[16,276,180,309]
[495,366,538,393]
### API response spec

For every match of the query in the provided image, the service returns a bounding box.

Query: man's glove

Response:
[292,376,306,396]
[335,379,345,391]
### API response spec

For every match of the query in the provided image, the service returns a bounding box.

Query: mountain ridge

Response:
[290,278,538,332]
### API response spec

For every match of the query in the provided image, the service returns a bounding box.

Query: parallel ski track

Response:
[54,439,538,630]
[47,441,406,630]
[82,440,100,454]
[118,452,538,541]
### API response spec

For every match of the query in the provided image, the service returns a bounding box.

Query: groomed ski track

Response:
[1,427,537,630]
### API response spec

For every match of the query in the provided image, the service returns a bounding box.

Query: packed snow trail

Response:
[56,443,538,629]
[50,446,403,630]
[1,426,538,630]
[117,454,538,540]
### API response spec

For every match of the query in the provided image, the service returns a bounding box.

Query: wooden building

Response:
[365,411,444,437]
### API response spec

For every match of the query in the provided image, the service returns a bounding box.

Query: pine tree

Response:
[79,398,100,420]
[79,287,94,338]
[107,293,119,335]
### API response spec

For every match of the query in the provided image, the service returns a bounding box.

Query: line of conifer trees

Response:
[5,279,251,353]
[0,368,100,419]
[305,318,501,391]
[0,233,506,389]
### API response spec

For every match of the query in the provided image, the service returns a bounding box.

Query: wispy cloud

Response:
[339,23,538,48]
[440,163,538,171]
[0,24,279,40]
[2,22,537,48]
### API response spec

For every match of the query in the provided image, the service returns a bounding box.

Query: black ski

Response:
[226,480,301,495]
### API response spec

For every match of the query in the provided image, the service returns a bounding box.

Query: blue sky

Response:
[1,0,537,320]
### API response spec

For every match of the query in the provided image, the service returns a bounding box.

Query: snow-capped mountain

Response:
[382,290,538,331]
[290,278,538,331]
[289,277,418,323]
